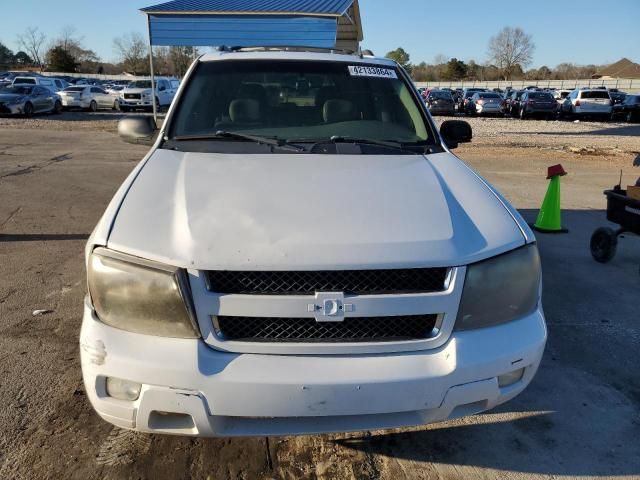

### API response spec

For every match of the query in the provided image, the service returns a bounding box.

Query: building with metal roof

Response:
[139,0,363,120]
[140,0,362,51]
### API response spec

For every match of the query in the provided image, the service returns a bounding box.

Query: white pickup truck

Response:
[80,48,546,437]
[118,77,179,112]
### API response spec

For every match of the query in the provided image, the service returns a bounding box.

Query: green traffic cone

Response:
[533,167,568,233]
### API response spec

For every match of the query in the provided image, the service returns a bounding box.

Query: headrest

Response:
[238,84,267,103]
[323,99,355,123]
[229,99,261,123]
[315,86,339,107]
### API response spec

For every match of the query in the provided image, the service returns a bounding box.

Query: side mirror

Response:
[118,116,158,145]
[440,120,472,149]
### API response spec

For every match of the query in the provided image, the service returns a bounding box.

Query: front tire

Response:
[23,102,34,118]
[53,100,62,114]
[89,100,98,112]
[590,227,618,263]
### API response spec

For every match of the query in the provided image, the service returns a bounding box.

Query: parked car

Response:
[0,84,62,116]
[506,90,526,117]
[552,89,572,110]
[119,78,179,112]
[457,88,486,113]
[611,94,640,122]
[559,88,613,120]
[467,91,503,116]
[105,85,125,96]
[11,76,58,91]
[609,91,627,105]
[80,49,546,438]
[518,91,558,120]
[426,90,455,116]
[58,86,119,111]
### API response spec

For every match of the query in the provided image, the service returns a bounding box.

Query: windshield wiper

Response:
[171,131,304,152]
[292,136,420,153]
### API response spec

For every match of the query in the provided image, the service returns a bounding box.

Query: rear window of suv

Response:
[581,91,610,99]
[529,92,553,99]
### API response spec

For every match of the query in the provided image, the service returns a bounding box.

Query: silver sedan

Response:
[0,84,62,116]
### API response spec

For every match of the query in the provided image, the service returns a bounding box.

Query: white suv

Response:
[118,78,179,112]
[80,49,546,437]
[560,88,613,120]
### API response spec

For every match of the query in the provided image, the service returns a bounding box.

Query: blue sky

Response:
[2,0,638,67]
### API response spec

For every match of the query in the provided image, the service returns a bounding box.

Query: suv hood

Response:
[107,150,526,270]
[0,93,24,101]
[123,88,152,95]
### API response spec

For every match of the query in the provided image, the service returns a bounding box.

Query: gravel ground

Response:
[1,111,638,156]
[435,116,640,157]
[1,115,640,480]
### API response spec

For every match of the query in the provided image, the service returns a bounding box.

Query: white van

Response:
[80,49,546,437]
[12,76,57,91]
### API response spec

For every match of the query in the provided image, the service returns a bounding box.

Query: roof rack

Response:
[216,45,377,59]
[217,45,358,55]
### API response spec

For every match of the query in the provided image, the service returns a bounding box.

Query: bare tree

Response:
[16,27,47,68]
[169,46,199,77]
[113,32,148,75]
[487,27,535,80]
[58,25,79,52]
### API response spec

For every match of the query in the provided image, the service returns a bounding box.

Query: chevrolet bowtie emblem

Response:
[308,292,353,322]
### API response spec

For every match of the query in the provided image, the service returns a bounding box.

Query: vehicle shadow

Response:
[0,233,89,242]
[528,124,640,136]
[333,208,640,477]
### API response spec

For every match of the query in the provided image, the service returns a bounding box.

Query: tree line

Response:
[2,25,604,81]
[386,27,601,82]
[0,26,199,77]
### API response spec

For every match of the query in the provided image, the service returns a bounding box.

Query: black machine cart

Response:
[590,187,640,263]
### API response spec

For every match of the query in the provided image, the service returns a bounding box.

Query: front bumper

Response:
[80,301,546,437]
[119,98,153,108]
[0,102,24,115]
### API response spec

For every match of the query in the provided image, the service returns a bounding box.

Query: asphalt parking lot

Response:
[1,114,639,479]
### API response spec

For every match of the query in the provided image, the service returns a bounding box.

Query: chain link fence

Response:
[415,78,640,93]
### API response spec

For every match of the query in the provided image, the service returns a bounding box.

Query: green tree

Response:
[443,58,467,80]
[0,41,14,65]
[14,51,33,65]
[385,47,412,73]
[47,46,79,72]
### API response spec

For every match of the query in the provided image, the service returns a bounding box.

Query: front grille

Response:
[124,93,141,100]
[215,315,439,343]
[206,268,448,295]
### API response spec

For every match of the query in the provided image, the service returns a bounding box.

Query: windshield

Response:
[64,87,85,92]
[3,86,33,95]
[14,78,36,85]
[476,93,501,99]
[128,80,152,89]
[169,60,432,147]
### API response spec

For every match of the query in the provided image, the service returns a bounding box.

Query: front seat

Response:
[323,99,357,123]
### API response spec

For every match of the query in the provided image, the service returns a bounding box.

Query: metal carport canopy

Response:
[140,0,360,49]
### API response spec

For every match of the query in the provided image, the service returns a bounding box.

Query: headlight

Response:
[455,244,541,331]
[7,97,25,105]
[87,248,199,338]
